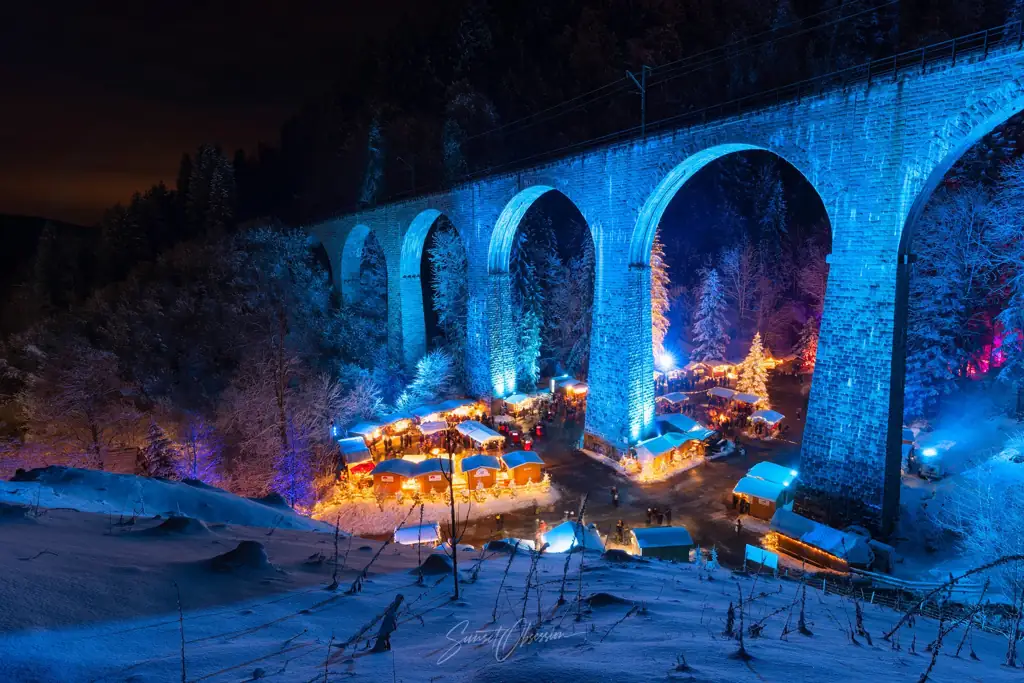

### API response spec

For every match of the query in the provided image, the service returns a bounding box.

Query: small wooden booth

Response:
[501,450,545,486]
[338,437,375,476]
[655,392,688,413]
[733,476,787,520]
[769,509,873,572]
[371,458,418,496]
[415,458,452,494]
[456,420,505,451]
[394,522,441,546]
[655,413,707,435]
[459,454,502,490]
[629,526,694,562]
[746,461,798,504]
[750,409,785,435]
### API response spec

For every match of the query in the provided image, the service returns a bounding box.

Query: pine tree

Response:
[651,230,671,357]
[186,145,235,236]
[691,269,729,362]
[795,318,819,373]
[428,227,469,382]
[359,116,385,206]
[138,422,179,479]
[736,332,770,400]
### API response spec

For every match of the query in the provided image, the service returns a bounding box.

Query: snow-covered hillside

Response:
[0,466,333,531]
[0,500,1018,682]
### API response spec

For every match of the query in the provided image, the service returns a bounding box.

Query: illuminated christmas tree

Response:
[736,332,770,401]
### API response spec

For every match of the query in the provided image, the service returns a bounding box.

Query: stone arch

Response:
[399,208,467,365]
[486,185,593,396]
[339,224,381,305]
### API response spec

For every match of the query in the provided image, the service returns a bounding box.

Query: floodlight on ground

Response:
[656,351,675,372]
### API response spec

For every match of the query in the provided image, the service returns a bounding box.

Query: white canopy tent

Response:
[656,392,688,405]
[418,421,448,436]
[656,413,706,434]
[394,522,441,546]
[707,386,737,400]
[733,393,765,406]
[542,521,605,553]
[750,409,785,425]
[746,461,798,487]
[455,420,504,446]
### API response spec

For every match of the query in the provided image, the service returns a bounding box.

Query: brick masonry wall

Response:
[310,46,1024,535]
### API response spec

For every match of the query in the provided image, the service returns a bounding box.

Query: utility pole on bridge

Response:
[627,65,652,139]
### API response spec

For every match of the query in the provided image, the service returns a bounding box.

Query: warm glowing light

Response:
[430,448,441,455]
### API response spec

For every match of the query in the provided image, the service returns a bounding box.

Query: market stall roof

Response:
[379,410,412,426]
[631,526,693,550]
[556,377,586,391]
[394,522,441,545]
[433,398,477,413]
[656,392,689,405]
[751,409,785,425]
[460,454,502,473]
[504,393,531,405]
[419,421,448,436]
[656,413,706,433]
[770,508,873,565]
[409,404,442,420]
[704,359,733,368]
[502,451,544,469]
[733,476,787,501]
[542,521,605,553]
[683,361,707,372]
[455,420,504,444]
[708,386,737,399]
[747,462,798,487]
[635,432,690,463]
[338,437,372,465]
[371,459,418,478]
[733,393,764,405]
[493,414,515,424]
[348,422,382,437]
[415,458,453,476]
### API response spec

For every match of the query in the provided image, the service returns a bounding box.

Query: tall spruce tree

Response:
[691,269,729,362]
[138,421,179,479]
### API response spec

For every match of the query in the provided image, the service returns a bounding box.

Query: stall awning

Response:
[750,409,785,425]
[656,392,689,405]
[635,432,690,463]
[415,458,453,476]
[434,398,477,413]
[504,393,530,406]
[683,361,707,372]
[493,414,515,424]
[733,476,786,501]
[380,410,412,426]
[733,393,765,405]
[338,437,372,465]
[419,421,448,436]
[371,459,418,477]
[502,451,544,469]
[556,378,587,393]
[746,461,797,487]
[631,526,693,550]
[707,386,737,399]
[459,454,502,473]
[348,422,382,437]
[455,420,504,445]
[656,413,706,433]
[409,404,442,420]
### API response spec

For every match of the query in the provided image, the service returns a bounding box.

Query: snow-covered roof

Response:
[746,462,797,487]
[631,526,693,549]
[348,422,382,436]
[657,392,689,404]
[502,451,544,469]
[770,509,872,565]
[419,421,448,436]
[636,432,691,462]
[751,409,785,425]
[683,361,707,372]
[415,458,453,476]
[409,404,442,420]
[656,413,706,433]
[542,521,605,553]
[371,459,418,477]
[493,414,515,424]
[459,454,501,472]
[704,359,732,367]
[455,420,504,444]
[504,393,531,405]
[394,522,441,545]
[338,437,372,465]
[434,398,476,413]
[733,476,787,501]
[380,410,412,426]
[733,393,764,405]
[708,386,737,399]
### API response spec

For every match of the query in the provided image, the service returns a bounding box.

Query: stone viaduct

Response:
[308,35,1024,534]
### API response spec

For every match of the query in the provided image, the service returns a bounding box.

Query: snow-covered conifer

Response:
[691,269,729,362]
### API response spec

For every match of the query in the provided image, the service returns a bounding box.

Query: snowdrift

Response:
[1,467,333,532]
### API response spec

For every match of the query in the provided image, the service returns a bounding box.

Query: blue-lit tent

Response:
[542,521,605,553]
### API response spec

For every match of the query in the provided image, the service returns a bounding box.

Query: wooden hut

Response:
[338,437,374,476]
[746,461,797,503]
[733,476,787,520]
[769,509,873,572]
[501,450,545,486]
[635,432,692,472]
[629,527,694,561]
[415,458,453,494]
[371,459,418,496]
[459,454,502,490]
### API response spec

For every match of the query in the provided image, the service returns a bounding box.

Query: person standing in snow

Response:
[646,508,653,525]
[616,519,624,543]
[735,517,743,536]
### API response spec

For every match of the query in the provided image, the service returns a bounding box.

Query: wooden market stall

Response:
[746,461,798,488]
[338,437,375,476]
[733,476,788,520]
[655,392,689,412]
[634,432,704,473]
[371,458,418,496]
[655,413,707,434]
[414,458,453,494]
[501,450,545,486]
[629,526,694,561]
[455,420,505,450]
[394,522,441,546]
[459,454,502,490]
[750,408,785,435]
[769,508,873,572]
[707,386,737,403]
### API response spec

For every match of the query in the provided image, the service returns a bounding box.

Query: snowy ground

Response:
[0,466,332,531]
[315,485,563,536]
[1,504,1020,682]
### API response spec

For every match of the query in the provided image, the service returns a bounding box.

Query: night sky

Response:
[0,2,415,225]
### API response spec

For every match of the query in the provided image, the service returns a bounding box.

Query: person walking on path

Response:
[665,507,672,525]
[646,507,653,525]
[616,519,625,543]
[735,517,743,536]
[495,513,503,532]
